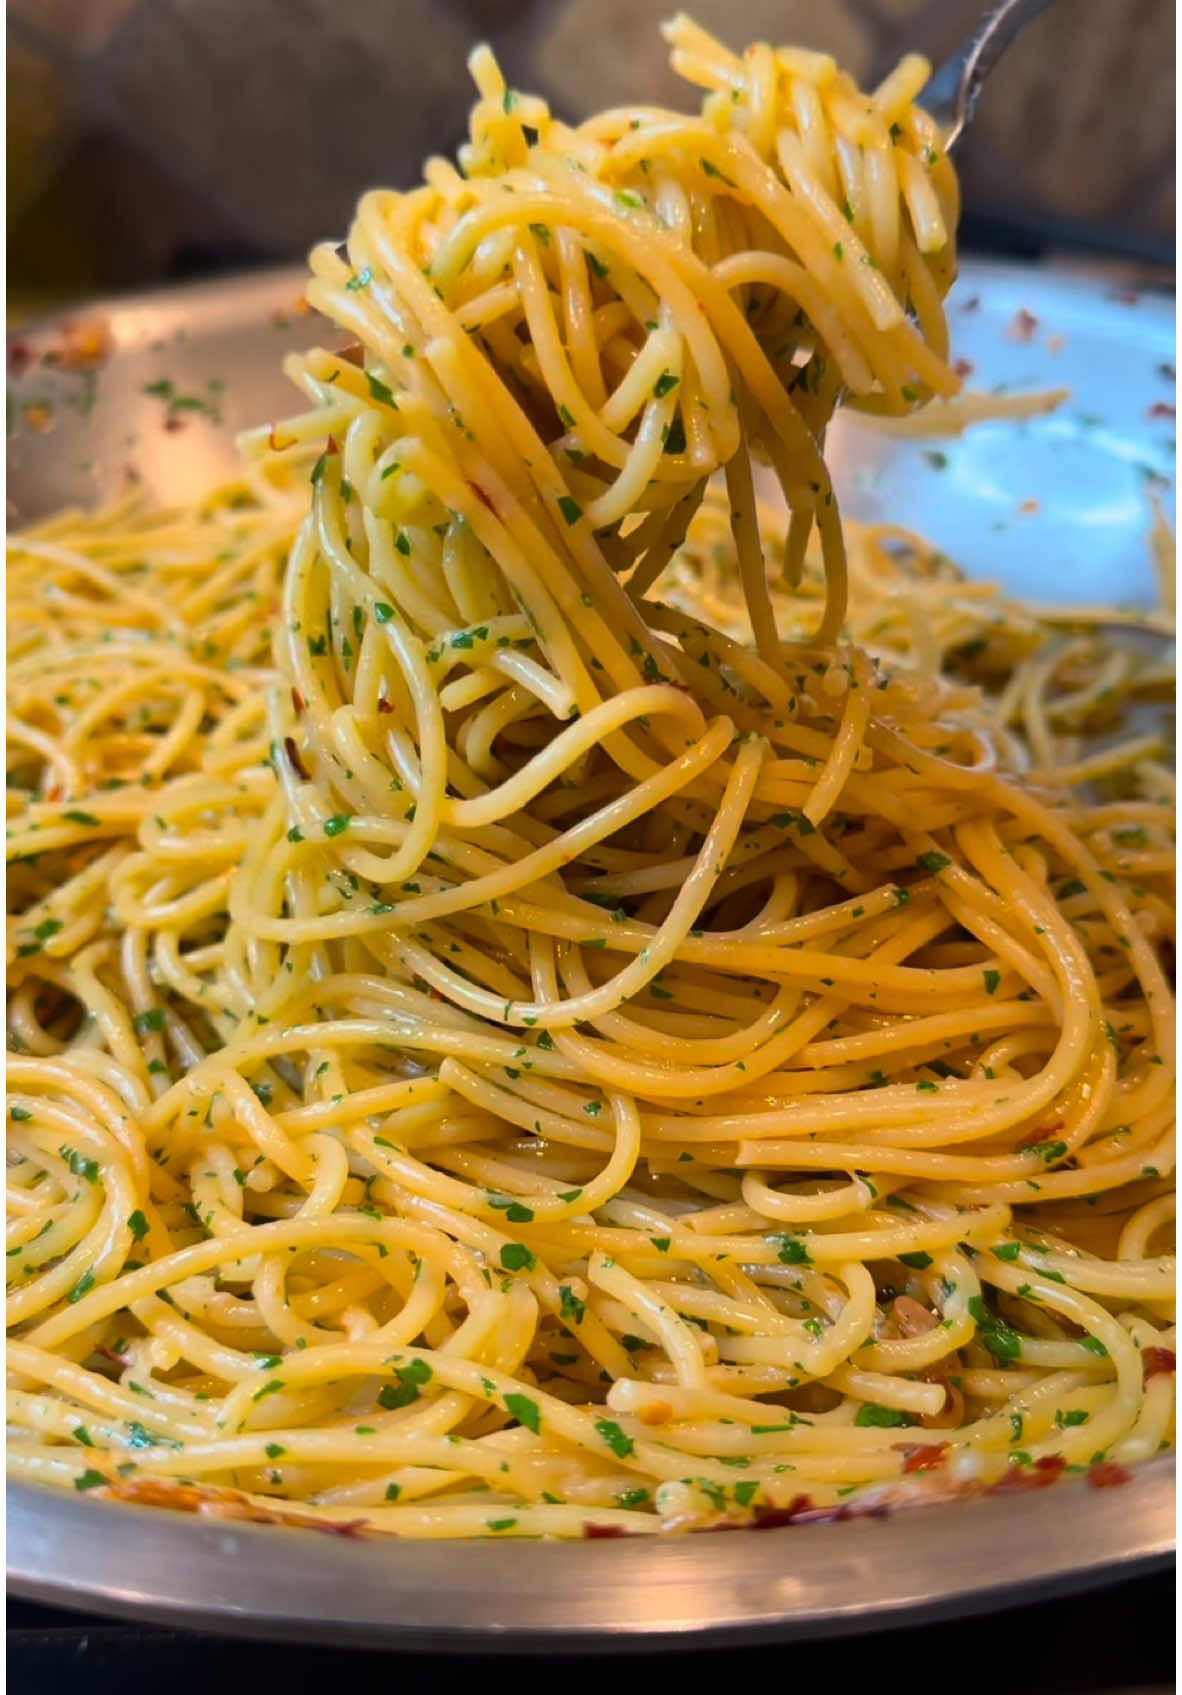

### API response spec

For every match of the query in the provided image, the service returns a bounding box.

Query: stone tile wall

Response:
[7,0,1175,311]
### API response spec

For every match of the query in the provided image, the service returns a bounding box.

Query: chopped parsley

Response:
[775,1234,812,1266]
[595,1418,635,1458]
[504,1392,541,1434]
[378,1358,433,1409]
[559,1285,585,1324]
[67,1270,97,1304]
[19,915,63,955]
[616,1486,649,1509]
[854,1403,915,1428]
[969,1296,1023,1361]
[500,1242,536,1273]
[1025,1139,1068,1164]
[60,1146,100,1183]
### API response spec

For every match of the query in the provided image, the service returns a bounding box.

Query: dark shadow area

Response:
[6,1567,1175,1693]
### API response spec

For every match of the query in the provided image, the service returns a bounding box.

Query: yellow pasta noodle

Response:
[6,17,1175,1539]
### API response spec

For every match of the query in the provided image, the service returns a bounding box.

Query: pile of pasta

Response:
[7,17,1175,1539]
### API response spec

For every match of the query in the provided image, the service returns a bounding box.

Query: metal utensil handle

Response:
[925,0,1060,146]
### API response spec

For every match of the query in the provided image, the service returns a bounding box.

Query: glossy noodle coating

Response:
[6,20,1175,1537]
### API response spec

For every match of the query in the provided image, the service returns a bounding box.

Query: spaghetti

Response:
[6,18,1175,1538]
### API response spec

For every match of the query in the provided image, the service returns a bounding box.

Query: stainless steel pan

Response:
[6,261,1175,1646]
[6,1461,1174,1651]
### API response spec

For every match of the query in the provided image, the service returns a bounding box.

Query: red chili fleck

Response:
[326,434,340,455]
[993,1454,1066,1494]
[8,339,33,376]
[376,696,394,714]
[751,1494,814,1529]
[284,736,311,781]
[898,1442,949,1474]
[291,689,306,715]
[584,1522,631,1538]
[311,1517,369,1539]
[96,1342,132,1368]
[1088,1461,1133,1489]
[953,357,975,378]
[1009,308,1039,343]
[469,481,498,515]
[752,1493,892,1530]
[164,416,186,433]
[1143,1346,1175,1378]
[1148,402,1175,420]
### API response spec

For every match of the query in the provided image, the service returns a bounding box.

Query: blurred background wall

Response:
[7,0,1175,318]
